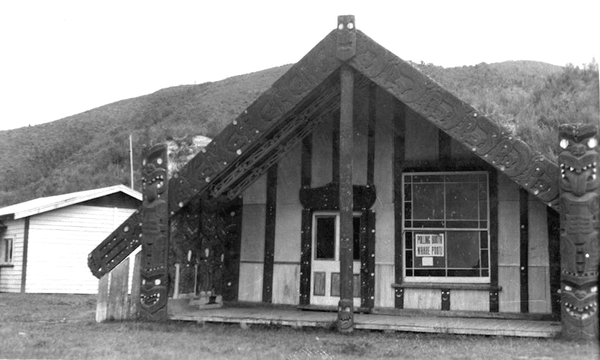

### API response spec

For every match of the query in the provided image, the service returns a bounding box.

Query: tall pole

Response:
[338,64,354,332]
[558,123,599,340]
[335,14,357,334]
[129,134,134,189]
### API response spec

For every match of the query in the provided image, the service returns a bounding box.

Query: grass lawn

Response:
[0,293,598,359]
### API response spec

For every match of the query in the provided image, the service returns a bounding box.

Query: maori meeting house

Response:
[88,16,599,340]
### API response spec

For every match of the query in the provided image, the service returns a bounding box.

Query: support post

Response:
[558,124,599,340]
[337,64,354,332]
[139,144,170,321]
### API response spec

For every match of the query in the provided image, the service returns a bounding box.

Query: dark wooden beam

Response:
[299,135,313,306]
[20,217,30,293]
[438,130,452,164]
[332,111,340,183]
[301,136,312,188]
[489,171,499,312]
[546,207,561,317]
[222,198,243,302]
[393,100,406,309]
[262,165,278,303]
[367,83,376,185]
[519,188,529,313]
[299,209,312,306]
[338,65,354,332]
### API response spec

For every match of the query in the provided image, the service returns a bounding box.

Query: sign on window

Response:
[415,234,444,257]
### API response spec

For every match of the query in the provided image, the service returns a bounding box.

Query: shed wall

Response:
[23,205,137,294]
[0,219,25,292]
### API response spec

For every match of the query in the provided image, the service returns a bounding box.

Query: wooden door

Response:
[310,213,361,307]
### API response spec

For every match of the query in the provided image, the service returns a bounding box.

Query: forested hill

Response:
[0,60,598,207]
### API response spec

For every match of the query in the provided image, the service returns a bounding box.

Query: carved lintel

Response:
[299,182,376,211]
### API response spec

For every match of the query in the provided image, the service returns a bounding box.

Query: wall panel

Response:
[240,204,266,262]
[451,290,489,311]
[374,263,395,308]
[238,262,263,302]
[272,263,300,305]
[498,265,521,312]
[403,288,441,310]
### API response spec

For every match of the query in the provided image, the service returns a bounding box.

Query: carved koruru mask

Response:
[559,124,599,197]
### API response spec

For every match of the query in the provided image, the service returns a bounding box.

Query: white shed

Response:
[0,185,141,294]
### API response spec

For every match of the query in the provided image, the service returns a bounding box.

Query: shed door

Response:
[310,213,361,307]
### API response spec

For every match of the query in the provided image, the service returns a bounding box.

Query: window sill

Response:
[0,263,14,268]
[392,282,502,291]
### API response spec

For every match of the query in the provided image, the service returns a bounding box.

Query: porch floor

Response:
[169,305,561,338]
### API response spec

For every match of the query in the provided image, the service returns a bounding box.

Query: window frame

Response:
[312,211,362,262]
[402,171,490,284]
[0,237,14,265]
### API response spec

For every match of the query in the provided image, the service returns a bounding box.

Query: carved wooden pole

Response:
[139,144,170,321]
[336,14,357,333]
[558,124,599,340]
[338,64,354,332]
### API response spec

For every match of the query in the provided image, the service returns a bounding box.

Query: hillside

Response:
[0,60,598,207]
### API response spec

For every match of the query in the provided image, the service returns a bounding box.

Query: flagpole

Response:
[129,134,134,189]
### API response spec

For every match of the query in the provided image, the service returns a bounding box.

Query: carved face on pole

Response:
[140,144,170,321]
[558,124,599,340]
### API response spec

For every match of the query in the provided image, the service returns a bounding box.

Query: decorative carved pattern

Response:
[169,199,201,295]
[209,77,341,200]
[195,199,243,301]
[169,32,342,213]
[349,30,560,209]
[88,211,142,278]
[139,144,170,321]
[299,182,376,211]
[558,124,599,340]
[197,208,226,296]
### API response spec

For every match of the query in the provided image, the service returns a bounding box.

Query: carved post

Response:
[139,144,170,321]
[558,124,599,340]
[336,14,357,334]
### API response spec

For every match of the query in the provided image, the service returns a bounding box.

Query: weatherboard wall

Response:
[25,205,137,294]
[0,218,26,293]
[0,205,138,294]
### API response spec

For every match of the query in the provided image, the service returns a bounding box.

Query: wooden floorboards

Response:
[170,306,561,338]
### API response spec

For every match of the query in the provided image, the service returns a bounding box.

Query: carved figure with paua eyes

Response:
[558,123,599,340]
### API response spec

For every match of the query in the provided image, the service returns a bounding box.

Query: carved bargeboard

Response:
[88,211,142,278]
[139,144,170,321]
[558,123,599,340]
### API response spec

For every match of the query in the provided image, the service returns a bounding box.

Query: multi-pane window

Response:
[314,215,361,261]
[0,237,13,264]
[403,172,490,283]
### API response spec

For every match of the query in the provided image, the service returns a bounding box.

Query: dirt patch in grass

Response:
[0,294,598,359]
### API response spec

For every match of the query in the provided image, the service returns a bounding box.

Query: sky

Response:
[0,0,598,131]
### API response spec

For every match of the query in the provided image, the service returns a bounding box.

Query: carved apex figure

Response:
[558,123,599,340]
[140,144,170,321]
